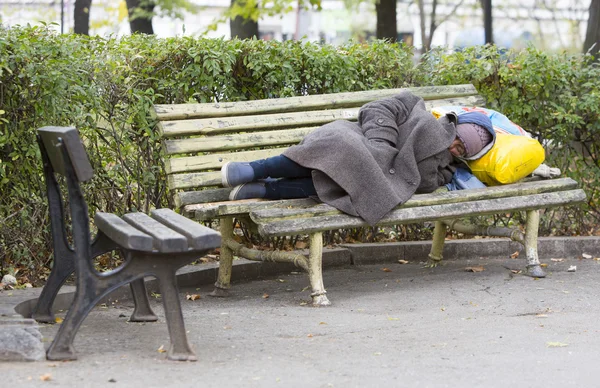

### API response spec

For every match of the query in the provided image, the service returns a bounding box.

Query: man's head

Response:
[447,112,494,158]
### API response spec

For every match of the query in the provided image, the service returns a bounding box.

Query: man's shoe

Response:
[221,161,255,187]
[229,182,267,200]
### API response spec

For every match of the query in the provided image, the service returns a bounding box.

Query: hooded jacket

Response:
[283,90,458,225]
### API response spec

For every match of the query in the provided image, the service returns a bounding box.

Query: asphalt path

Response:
[3,255,600,388]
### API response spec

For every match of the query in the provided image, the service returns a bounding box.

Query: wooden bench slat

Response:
[163,98,486,166]
[189,198,320,220]
[164,127,315,155]
[159,95,485,138]
[166,147,288,175]
[256,190,587,237]
[250,178,580,222]
[168,171,220,190]
[176,188,231,210]
[160,108,359,137]
[153,84,479,120]
[150,209,221,250]
[94,212,154,252]
[178,178,577,217]
[122,212,189,253]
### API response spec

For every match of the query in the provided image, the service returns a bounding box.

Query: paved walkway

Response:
[2,255,600,387]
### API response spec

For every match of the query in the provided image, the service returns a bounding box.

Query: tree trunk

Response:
[584,0,600,56]
[73,0,92,35]
[417,0,428,50]
[230,0,259,39]
[375,0,397,42]
[125,0,155,34]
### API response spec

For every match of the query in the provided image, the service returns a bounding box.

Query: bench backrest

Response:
[153,84,485,211]
[38,126,94,182]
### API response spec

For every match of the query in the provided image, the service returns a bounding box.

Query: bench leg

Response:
[308,232,330,306]
[46,287,99,360]
[427,221,447,267]
[210,216,234,297]
[129,278,158,322]
[158,270,197,361]
[31,254,74,323]
[525,210,546,278]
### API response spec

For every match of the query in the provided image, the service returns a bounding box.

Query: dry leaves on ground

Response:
[546,342,568,348]
[465,266,485,272]
[381,268,392,272]
[40,374,52,381]
[510,251,520,259]
[186,294,201,301]
[398,260,409,264]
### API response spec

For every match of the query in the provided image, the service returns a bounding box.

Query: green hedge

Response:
[1,25,599,284]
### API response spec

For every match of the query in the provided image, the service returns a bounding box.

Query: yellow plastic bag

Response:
[467,133,545,186]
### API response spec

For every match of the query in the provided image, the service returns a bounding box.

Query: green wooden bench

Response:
[152,84,586,306]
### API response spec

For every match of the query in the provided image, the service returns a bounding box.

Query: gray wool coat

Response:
[283,90,458,225]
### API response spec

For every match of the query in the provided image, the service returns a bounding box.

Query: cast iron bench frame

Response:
[152,84,586,306]
[32,126,221,361]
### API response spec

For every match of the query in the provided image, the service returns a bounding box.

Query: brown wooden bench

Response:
[152,84,586,306]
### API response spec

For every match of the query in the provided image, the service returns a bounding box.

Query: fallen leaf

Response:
[465,266,485,272]
[510,251,520,259]
[387,317,400,321]
[319,322,327,325]
[398,260,409,264]
[594,258,600,261]
[276,279,286,283]
[582,253,592,259]
[40,374,52,381]
[550,258,564,262]
[567,265,577,272]
[157,345,167,353]
[186,294,201,301]
[223,326,232,330]
[441,307,446,311]
[373,352,382,356]
[299,302,308,306]
[511,270,521,274]
[262,293,270,299]
[307,333,313,338]
[535,314,548,318]
[381,268,392,272]
[54,317,63,324]
[301,286,310,292]
[540,263,548,268]
[546,342,568,348]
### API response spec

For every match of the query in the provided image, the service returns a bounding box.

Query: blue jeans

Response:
[250,155,317,199]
